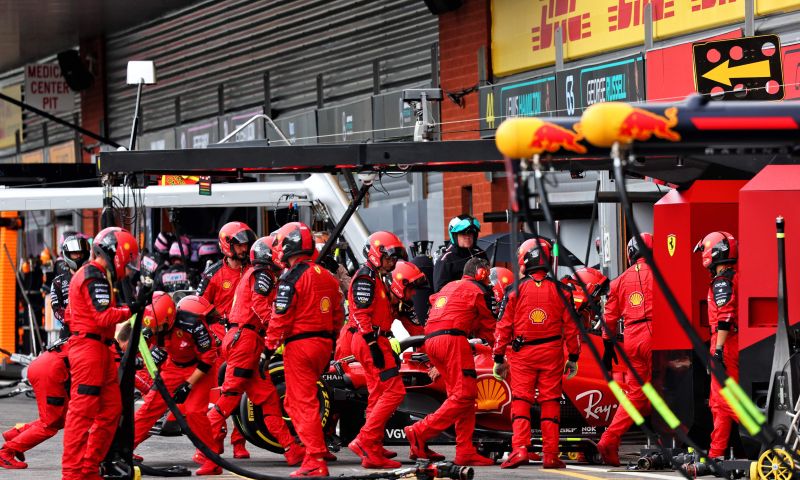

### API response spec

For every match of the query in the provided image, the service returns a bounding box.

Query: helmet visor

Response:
[450,217,480,234]
[384,246,408,261]
[231,229,257,246]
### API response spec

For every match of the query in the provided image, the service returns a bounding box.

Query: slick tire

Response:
[231,362,331,453]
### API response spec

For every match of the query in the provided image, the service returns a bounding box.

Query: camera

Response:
[637,452,666,470]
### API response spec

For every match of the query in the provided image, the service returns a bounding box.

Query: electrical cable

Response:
[531,157,716,473]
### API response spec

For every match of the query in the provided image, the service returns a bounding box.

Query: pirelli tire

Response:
[231,361,332,453]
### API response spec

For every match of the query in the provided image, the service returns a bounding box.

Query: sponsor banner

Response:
[0,85,22,149]
[268,110,318,145]
[479,75,557,137]
[21,149,44,164]
[317,98,373,144]
[221,108,265,142]
[782,44,800,100]
[556,54,645,116]
[646,30,742,101]
[139,128,176,151]
[24,63,75,113]
[177,119,219,149]
[757,0,800,15]
[492,0,744,76]
[373,90,418,141]
[48,141,76,163]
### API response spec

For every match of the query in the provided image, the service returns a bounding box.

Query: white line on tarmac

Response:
[569,464,680,479]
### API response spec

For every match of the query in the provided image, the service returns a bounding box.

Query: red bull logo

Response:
[529,122,587,154]
[617,107,680,143]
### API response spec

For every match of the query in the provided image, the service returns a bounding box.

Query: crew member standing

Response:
[433,215,487,292]
[596,233,654,467]
[266,222,344,477]
[695,231,740,460]
[347,232,409,469]
[405,257,496,466]
[197,221,256,458]
[207,236,305,466]
[61,227,139,480]
[493,238,580,469]
[0,235,92,469]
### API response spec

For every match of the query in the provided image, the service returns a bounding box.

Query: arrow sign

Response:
[702,59,771,86]
[693,35,784,101]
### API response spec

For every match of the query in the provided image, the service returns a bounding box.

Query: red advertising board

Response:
[646,30,742,102]
[782,44,800,100]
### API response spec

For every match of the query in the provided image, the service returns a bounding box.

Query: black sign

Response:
[177,119,219,149]
[556,55,645,116]
[269,110,318,145]
[478,75,557,137]
[693,34,784,101]
[221,109,264,142]
[140,129,175,150]
[317,98,373,144]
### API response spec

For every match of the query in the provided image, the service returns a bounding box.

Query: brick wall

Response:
[439,0,508,237]
[79,36,106,235]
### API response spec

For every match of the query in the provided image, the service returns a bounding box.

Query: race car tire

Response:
[231,361,332,453]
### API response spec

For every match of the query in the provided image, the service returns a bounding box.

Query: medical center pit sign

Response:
[25,63,74,113]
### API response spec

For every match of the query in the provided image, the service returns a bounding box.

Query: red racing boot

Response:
[322,451,337,462]
[0,447,27,469]
[454,449,495,466]
[291,456,329,477]
[196,459,223,476]
[528,450,541,461]
[404,426,445,461]
[193,450,208,466]
[1,427,25,461]
[232,440,250,459]
[349,436,401,469]
[597,440,620,467]
[382,447,397,459]
[285,443,306,466]
[543,453,566,469]
[500,447,528,469]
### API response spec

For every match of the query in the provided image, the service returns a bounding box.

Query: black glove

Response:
[713,347,725,369]
[602,340,618,372]
[130,284,153,312]
[150,347,167,366]
[259,348,275,380]
[172,381,192,404]
[364,332,385,369]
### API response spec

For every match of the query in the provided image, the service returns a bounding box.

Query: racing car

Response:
[229,333,619,462]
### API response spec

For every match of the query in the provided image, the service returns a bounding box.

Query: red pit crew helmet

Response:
[92,227,140,281]
[389,260,427,301]
[219,222,257,262]
[142,291,177,335]
[489,267,514,300]
[627,233,653,264]
[518,238,553,274]
[250,235,280,271]
[364,231,408,269]
[271,222,315,267]
[694,231,738,272]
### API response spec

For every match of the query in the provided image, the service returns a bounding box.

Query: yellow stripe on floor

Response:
[551,468,616,480]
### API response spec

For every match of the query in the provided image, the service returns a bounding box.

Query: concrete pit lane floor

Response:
[0,394,690,479]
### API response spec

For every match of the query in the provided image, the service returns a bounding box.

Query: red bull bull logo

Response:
[579,102,682,148]
[529,122,587,154]
[617,107,680,143]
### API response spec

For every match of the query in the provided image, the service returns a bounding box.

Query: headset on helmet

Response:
[251,236,279,271]
[61,234,91,271]
[389,261,427,301]
[569,267,610,312]
[627,233,653,264]
[142,291,177,335]
[271,222,315,267]
[693,231,738,272]
[363,231,408,269]
[489,267,514,300]
[448,215,481,245]
[92,227,140,281]
[518,237,553,274]
[219,222,257,262]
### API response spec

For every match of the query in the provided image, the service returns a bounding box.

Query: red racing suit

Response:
[133,306,218,452]
[267,260,344,460]
[62,261,131,480]
[207,266,296,453]
[3,346,70,455]
[493,272,580,453]
[707,267,739,458]
[348,265,405,448]
[197,258,246,446]
[414,276,495,456]
[599,259,653,447]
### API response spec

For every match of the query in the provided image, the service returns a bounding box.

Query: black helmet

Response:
[61,234,91,271]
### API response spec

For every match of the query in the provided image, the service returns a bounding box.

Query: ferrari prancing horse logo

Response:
[667,234,677,257]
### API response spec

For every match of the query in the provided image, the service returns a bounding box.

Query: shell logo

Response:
[123,242,131,251]
[475,376,510,412]
[222,280,233,290]
[629,291,644,307]
[434,296,447,309]
[529,308,547,324]
[143,316,152,327]
[320,296,331,313]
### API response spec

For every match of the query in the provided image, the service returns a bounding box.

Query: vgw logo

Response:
[385,428,406,440]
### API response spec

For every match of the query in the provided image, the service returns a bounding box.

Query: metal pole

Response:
[584,179,601,266]
[128,79,144,151]
[317,183,370,263]
[4,245,41,356]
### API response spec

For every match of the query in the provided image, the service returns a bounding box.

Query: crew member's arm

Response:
[713,274,736,351]
[473,288,497,345]
[332,283,345,333]
[561,289,581,362]
[432,253,450,292]
[86,274,131,326]
[267,276,296,349]
[50,277,65,321]
[251,270,275,327]
[492,288,517,363]
[350,274,377,334]
[602,277,622,340]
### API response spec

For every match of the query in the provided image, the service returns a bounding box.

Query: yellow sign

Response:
[492,0,745,76]
[0,85,22,149]
[702,59,771,86]
[757,0,800,16]
[21,150,44,164]
[667,234,677,257]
